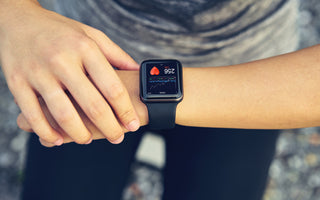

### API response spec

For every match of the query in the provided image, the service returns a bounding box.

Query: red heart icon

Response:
[150,66,160,75]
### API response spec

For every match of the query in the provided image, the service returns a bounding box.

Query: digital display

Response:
[140,59,183,102]
[146,63,178,95]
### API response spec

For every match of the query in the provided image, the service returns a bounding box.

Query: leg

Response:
[162,126,279,200]
[21,128,145,200]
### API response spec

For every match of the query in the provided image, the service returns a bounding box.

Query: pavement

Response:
[1,0,320,200]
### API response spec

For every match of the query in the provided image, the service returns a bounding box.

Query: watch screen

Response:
[146,63,178,95]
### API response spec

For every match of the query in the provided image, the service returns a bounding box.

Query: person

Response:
[0,0,309,199]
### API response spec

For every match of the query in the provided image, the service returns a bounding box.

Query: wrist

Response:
[139,60,183,130]
[116,70,149,127]
[0,0,41,36]
[116,67,189,129]
[175,67,190,126]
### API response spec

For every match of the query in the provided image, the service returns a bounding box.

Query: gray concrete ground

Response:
[1,0,320,199]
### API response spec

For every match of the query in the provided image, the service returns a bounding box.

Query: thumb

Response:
[84,26,140,70]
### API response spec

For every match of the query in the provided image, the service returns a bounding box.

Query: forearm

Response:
[0,0,41,36]
[121,44,320,130]
[18,44,320,145]
[0,0,40,16]
[0,0,39,9]
[177,44,320,129]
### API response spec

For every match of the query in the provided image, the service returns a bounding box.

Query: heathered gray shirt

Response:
[41,0,300,67]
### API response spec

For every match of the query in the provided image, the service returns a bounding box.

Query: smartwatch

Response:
[140,59,183,130]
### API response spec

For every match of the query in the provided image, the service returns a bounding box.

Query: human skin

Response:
[17,44,320,147]
[0,0,141,145]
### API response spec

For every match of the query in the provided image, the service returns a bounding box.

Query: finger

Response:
[70,97,128,144]
[11,81,64,146]
[37,100,82,145]
[109,134,124,144]
[39,138,56,148]
[82,44,140,132]
[33,76,93,145]
[84,26,139,70]
[20,93,126,145]
[59,67,124,142]
[17,113,33,132]
[18,110,125,145]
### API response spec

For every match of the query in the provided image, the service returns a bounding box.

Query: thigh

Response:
[162,126,279,200]
[21,128,145,200]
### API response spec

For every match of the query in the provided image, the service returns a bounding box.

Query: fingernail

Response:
[85,137,93,145]
[127,120,140,132]
[111,135,124,144]
[54,138,64,146]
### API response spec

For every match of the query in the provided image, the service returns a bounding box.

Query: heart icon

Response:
[150,66,160,75]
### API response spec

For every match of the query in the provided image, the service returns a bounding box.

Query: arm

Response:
[18,44,320,146]
[0,0,140,145]
[178,45,320,129]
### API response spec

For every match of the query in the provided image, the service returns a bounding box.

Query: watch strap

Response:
[146,102,178,130]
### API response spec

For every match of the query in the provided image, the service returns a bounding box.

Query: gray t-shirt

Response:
[42,0,300,67]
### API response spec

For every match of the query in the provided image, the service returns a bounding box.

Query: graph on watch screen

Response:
[146,63,178,95]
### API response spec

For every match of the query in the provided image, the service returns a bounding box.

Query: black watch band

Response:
[146,102,178,130]
[140,59,183,131]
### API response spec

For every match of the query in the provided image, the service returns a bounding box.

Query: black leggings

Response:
[22,126,279,200]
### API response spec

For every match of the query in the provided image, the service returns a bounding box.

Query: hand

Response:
[17,70,149,147]
[17,95,123,147]
[0,2,140,145]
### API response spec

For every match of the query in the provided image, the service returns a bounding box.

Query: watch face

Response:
[140,60,183,102]
[146,63,178,95]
